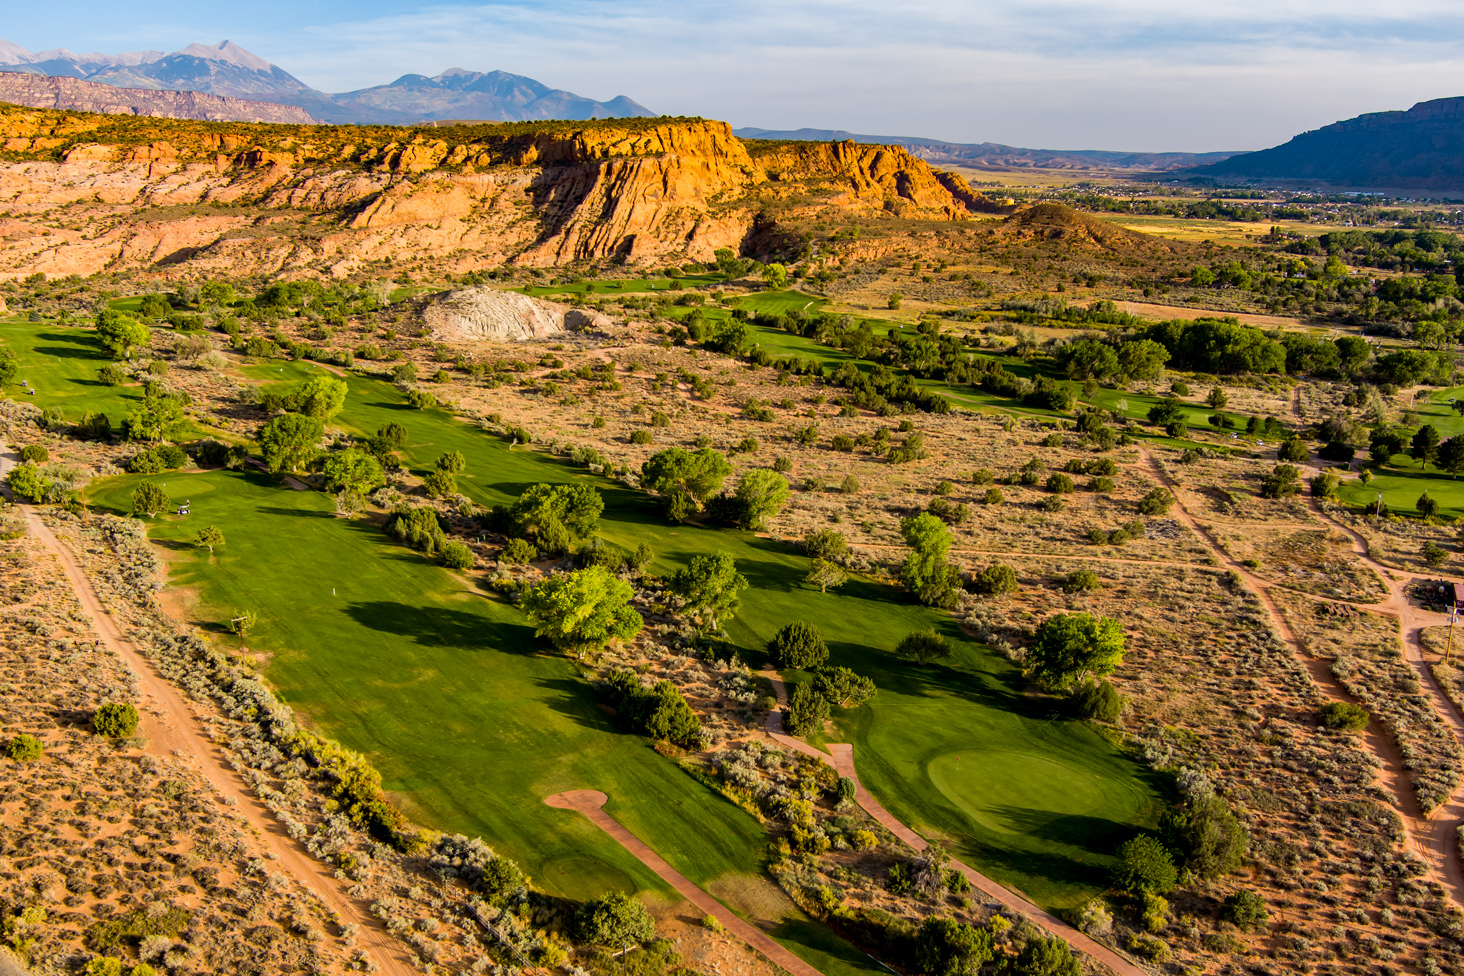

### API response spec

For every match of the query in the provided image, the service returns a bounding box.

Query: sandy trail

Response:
[5,489,414,975]
[1143,447,1464,904]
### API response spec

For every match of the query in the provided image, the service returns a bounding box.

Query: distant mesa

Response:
[1184,96,1464,192]
[0,38,655,125]
[0,72,315,124]
[734,127,1239,173]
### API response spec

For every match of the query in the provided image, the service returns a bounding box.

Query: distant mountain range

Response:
[0,39,654,124]
[733,127,1238,173]
[1186,97,1464,192]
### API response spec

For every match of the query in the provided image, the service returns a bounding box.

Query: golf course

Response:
[5,316,1163,956]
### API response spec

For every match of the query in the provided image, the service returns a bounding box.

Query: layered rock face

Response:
[421,287,611,342]
[0,111,992,278]
[0,73,315,124]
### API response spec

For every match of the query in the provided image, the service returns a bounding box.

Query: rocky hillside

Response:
[0,109,992,278]
[0,72,315,124]
[1188,96,1464,191]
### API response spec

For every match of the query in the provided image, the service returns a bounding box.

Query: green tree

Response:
[577,891,655,950]
[1115,835,1177,894]
[761,263,789,290]
[508,483,604,553]
[0,350,17,385]
[1026,613,1125,692]
[900,512,961,608]
[803,528,848,560]
[1205,386,1228,409]
[1440,436,1464,477]
[93,702,140,738]
[811,666,876,708]
[641,447,733,521]
[422,469,457,498]
[5,733,42,761]
[669,552,747,629]
[436,450,467,473]
[7,463,50,503]
[295,375,348,418]
[257,413,323,473]
[521,566,644,659]
[440,541,474,570]
[1412,424,1442,468]
[131,480,169,518]
[1335,335,1371,377]
[735,469,790,529]
[895,629,952,666]
[1310,471,1339,499]
[122,395,185,442]
[322,449,386,499]
[768,621,829,669]
[1160,795,1248,880]
[915,916,993,976]
[95,309,150,358]
[1425,540,1449,567]
[1070,678,1125,722]
[194,525,225,553]
[1419,492,1442,519]
[805,558,848,593]
[784,682,829,735]
[377,422,408,450]
[1278,437,1310,463]
[1009,937,1081,976]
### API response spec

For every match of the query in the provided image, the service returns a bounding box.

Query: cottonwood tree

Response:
[95,309,150,358]
[195,525,225,553]
[295,376,348,419]
[131,480,169,518]
[812,666,876,707]
[805,558,848,593]
[735,469,790,529]
[900,512,961,608]
[509,483,603,555]
[641,447,732,521]
[669,552,747,629]
[322,449,385,502]
[915,916,993,976]
[1026,612,1125,692]
[258,414,323,473]
[521,566,643,660]
[7,464,50,503]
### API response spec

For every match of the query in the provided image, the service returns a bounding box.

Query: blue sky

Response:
[6,0,1464,151]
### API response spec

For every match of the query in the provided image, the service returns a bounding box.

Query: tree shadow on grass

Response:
[257,506,338,519]
[343,600,536,653]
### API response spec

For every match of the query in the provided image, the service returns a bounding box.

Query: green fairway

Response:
[0,322,141,422]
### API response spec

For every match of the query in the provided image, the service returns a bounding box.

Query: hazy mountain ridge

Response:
[0,39,653,124]
[0,72,314,123]
[1187,97,1464,191]
[734,127,1238,172]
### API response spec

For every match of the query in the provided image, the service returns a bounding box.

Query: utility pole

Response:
[1447,605,1457,668]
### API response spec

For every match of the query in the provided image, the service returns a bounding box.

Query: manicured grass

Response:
[1335,460,1464,518]
[0,322,141,422]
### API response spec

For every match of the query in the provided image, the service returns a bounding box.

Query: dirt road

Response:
[11,499,414,975]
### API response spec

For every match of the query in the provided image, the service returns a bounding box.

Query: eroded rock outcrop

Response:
[421,287,612,342]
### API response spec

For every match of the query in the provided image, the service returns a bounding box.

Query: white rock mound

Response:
[422,287,611,342]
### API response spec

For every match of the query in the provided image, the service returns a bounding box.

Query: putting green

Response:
[928,750,1118,836]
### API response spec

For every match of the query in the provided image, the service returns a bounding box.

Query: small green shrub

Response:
[1318,701,1369,732]
[5,733,42,761]
[93,702,139,739]
[19,445,48,463]
[630,429,653,445]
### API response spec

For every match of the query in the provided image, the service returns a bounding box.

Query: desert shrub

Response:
[5,734,42,761]
[127,444,189,474]
[768,621,829,669]
[984,487,1004,506]
[1137,487,1173,515]
[969,563,1018,596]
[93,702,139,738]
[1070,679,1124,722]
[1220,890,1268,931]
[1259,463,1301,499]
[630,429,653,444]
[803,528,848,561]
[972,468,993,484]
[1046,473,1075,494]
[1318,701,1369,732]
[501,538,539,564]
[841,473,861,494]
[19,444,48,463]
[1061,570,1101,593]
[440,541,474,569]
